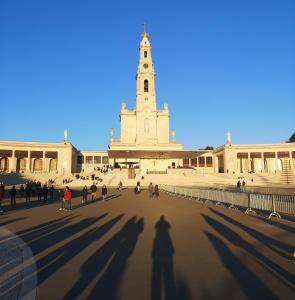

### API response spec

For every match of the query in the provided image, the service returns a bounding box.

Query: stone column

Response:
[189,158,191,168]
[275,152,278,172]
[289,151,292,170]
[248,153,251,172]
[261,152,264,172]
[204,157,207,168]
[26,151,31,173]
[42,152,46,172]
[10,150,16,172]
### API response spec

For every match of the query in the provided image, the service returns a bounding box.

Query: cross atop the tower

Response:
[142,21,149,38]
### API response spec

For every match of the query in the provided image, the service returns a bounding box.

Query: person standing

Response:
[0,186,4,213]
[90,183,97,201]
[118,181,123,191]
[82,186,88,204]
[43,184,48,203]
[64,186,72,210]
[9,185,17,205]
[237,180,241,190]
[58,189,65,211]
[101,184,108,202]
[36,183,42,201]
[49,185,54,201]
[25,183,31,203]
[154,184,159,198]
[19,184,25,198]
[148,182,154,198]
[242,180,246,192]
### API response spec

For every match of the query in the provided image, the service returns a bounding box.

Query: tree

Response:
[199,146,214,150]
[287,133,295,143]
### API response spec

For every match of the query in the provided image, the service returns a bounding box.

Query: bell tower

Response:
[136,23,156,112]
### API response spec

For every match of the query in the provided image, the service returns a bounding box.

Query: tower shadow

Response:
[151,215,176,300]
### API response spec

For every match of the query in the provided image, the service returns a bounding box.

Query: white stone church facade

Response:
[0,30,294,175]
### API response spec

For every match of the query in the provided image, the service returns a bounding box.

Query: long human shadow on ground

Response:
[63,216,144,300]
[151,215,194,300]
[0,215,78,248]
[37,213,124,285]
[252,215,295,234]
[209,208,294,259]
[202,214,295,293]
[0,213,112,298]
[204,230,280,300]
[151,215,175,300]
[0,216,27,228]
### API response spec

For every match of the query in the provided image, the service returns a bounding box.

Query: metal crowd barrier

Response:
[160,185,295,219]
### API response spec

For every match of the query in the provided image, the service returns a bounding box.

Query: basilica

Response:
[0,29,294,177]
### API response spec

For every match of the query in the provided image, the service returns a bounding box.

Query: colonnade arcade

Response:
[0,150,58,173]
[237,151,295,173]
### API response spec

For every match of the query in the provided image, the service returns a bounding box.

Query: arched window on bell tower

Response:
[144,51,147,58]
[144,79,149,92]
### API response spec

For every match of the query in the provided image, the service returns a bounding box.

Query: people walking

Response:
[148,182,153,198]
[237,180,241,190]
[134,181,141,194]
[90,182,97,201]
[242,180,246,191]
[63,186,72,210]
[58,189,65,211]
[49,185,54,201]
[117,181,123,191]
[9,185,17,205]
[25,183,31,203]
[82,185,88,204]
[36,183,42,201]
[154,184,159,198]
[19,184,25,198]
[0,186,4,214]
[43,184,48,203]
[101,184,108,202]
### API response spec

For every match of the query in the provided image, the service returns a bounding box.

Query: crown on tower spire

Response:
[142,21,149,38]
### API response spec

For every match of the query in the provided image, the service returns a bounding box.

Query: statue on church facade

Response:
[110,128,114,141]
[171,129,176,143]
[64,129,68,143]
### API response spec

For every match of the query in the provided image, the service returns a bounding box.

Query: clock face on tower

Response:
[143,63,149,69]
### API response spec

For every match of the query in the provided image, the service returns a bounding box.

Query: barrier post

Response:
[229,192,236,209]
[268,195,282,219]
[245,193,256,215]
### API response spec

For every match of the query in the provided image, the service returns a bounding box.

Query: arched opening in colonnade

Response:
[49,158,57,172]
[33,158,43,172]
[16,158,26,172]
[0,157,9,172]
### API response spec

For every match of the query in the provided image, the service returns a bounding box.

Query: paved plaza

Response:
[1,188,295,300]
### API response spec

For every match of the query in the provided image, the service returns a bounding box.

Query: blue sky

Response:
[0,0,294,150]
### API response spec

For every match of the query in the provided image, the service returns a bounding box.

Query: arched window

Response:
[144,51,147,58]
[144,79,149,92]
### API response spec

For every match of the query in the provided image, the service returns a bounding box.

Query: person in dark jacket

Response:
[36,183,42,201]
[9,185,17,205]
[43,184,48,203]
[25,183,31,203]
[82,186,88,204]
[49,185,55,201]
[101,185,108,202]
[19,184,25,198]
[90,183,97,201]
[154,185,159,198]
